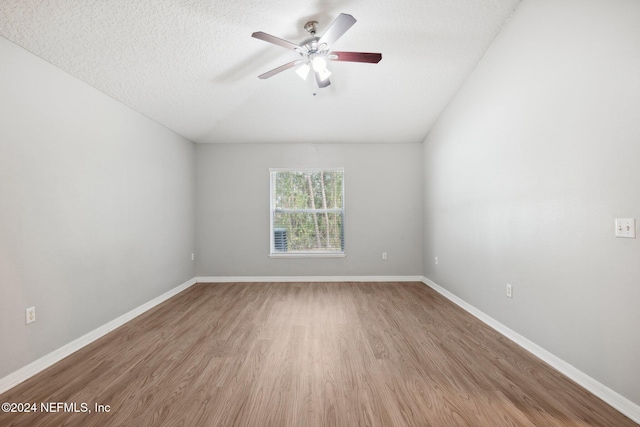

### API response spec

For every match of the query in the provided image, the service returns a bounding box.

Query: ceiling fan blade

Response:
[330,51,382,63]
[252,31,302,51]
[315,72,331,88]
[318,13,356,47]
[258,60,305,79]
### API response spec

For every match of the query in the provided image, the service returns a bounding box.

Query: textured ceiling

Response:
[0,0,520,144]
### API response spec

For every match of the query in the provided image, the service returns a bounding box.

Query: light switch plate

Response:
[615,218,636,238]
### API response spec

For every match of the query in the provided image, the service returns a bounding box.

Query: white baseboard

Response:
[421,276,640,424]
[0,277,197,395]
[197,275,424,283]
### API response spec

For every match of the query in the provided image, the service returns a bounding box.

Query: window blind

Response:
[269,168,345,256]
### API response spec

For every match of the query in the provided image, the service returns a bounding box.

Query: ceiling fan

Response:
[252,13,382,89]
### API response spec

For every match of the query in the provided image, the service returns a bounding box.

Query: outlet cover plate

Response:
[26,306,36,324]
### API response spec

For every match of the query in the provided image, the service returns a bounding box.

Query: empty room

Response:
[1,0,639,426]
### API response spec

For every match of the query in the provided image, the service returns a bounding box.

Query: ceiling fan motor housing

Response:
[300,38,328,56]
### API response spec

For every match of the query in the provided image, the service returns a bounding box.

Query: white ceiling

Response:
[0,0,520,144]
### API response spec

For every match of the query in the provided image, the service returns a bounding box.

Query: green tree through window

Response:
[270,169,344,255]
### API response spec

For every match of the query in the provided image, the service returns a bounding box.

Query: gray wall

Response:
[196,143,423,277]
[0,37,196,378]
[422,0,640,405]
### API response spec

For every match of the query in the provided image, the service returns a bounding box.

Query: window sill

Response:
[269,253,346,259]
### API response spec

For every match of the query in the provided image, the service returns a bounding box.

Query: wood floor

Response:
[0,282,636,427]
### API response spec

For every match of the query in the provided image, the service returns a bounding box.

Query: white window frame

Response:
[269,168,346,258]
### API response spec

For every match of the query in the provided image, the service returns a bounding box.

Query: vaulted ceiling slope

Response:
[0,0,520,144]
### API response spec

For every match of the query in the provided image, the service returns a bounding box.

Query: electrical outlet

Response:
[191,253,195,261]
[506,284,513,298]
[382,252,388,260]
[435,256,438,265]
[26,306,36,324]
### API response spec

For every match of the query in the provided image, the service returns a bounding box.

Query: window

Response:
[269,168,345,257]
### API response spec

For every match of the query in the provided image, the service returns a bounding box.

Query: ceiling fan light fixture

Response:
[310,54,331,81]
[296,63,311,80]
[311,55,327,72]
[317,66,332,82]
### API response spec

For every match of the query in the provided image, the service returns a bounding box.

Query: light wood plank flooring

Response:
[0,282,636,426]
